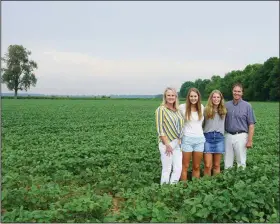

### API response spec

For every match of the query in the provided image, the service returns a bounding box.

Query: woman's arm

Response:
[156,107,165,138]
[155,107,173,156]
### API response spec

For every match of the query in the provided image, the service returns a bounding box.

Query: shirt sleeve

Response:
[247,104,256,125]
[179,113,184,138]
[155,107,165,136]
[201,104,205,114]
[179,104,185,117]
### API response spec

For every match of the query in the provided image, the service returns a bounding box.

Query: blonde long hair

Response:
[161,87,179,110]
[205,90,227,119]
[185,88,203,121]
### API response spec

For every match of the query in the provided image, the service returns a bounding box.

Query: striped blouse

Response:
[155,105,184,143]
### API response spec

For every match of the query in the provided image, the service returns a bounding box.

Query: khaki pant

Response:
[224,132,248,169]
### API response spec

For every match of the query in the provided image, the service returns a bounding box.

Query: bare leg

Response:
[213,154,222,175]
[203,153,213,176]
[192,152,203,179]
[180,152,192,181]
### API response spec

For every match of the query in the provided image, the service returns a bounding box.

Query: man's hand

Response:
[246,140,253,149]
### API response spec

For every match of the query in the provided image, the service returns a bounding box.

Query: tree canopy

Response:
[179,57,279,101]
[1,45,38,98]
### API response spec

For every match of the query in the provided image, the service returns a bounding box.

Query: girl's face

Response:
[165,90,176,105]
[189,91,198,105]
[212,93,221,106]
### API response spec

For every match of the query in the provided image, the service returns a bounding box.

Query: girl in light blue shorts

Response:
[179,88,205,181]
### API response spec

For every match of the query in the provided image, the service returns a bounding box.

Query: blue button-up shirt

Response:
[225,99,256,133]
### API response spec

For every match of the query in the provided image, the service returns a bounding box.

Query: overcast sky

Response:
[1,1,279,95]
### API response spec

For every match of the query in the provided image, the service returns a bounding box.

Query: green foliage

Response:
[204,75,222,97]
[1,45,38,98]
[179,57,279,101]
[1,99,279,222]
[179,81,195,98]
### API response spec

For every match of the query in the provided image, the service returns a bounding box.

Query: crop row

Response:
[1,99,279,222]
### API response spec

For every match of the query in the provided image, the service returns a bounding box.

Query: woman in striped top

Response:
[155,87,184,185]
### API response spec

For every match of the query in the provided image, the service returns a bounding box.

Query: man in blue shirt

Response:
[224,83,256,169]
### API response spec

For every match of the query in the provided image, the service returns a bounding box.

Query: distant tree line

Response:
[179,57,279,101]
[2,44,279,101]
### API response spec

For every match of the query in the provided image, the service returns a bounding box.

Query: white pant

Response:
[159,139,182,185]
[224,133,248,169]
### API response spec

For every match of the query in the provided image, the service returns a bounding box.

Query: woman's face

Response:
[212,93,221,106]
[189,91,198,105]
[165,90,176,105]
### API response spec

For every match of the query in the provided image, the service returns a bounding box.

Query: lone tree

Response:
[1,45,38,98]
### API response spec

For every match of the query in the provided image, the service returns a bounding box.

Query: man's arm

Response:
[246,124,254,148]
[246,103,256,149]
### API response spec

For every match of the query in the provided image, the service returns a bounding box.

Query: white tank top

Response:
[179,103,204,137]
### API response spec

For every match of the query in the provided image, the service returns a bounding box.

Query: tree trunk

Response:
[14,89,18,99]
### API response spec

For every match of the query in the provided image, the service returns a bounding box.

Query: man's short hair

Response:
[232,82,243,91]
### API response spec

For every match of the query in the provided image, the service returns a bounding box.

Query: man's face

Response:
[232,86,243,101]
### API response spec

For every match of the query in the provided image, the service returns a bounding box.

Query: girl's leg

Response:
[192,152,203,178]
[213,153,222,175]
[180,152,192,181]
[203,153,213,176]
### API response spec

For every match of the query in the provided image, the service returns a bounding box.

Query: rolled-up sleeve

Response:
[155,107,165,136]
[247,105,256,125]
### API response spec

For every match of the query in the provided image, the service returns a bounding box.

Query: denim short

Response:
[181,135,205,153]
[204,131,225,154]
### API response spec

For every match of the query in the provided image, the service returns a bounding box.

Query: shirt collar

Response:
[232,98,242,106]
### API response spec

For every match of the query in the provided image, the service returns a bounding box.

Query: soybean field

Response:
[1,99,279,222]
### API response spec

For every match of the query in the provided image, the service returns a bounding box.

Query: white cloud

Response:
[1,48,246,95]
[40,49,239,76]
